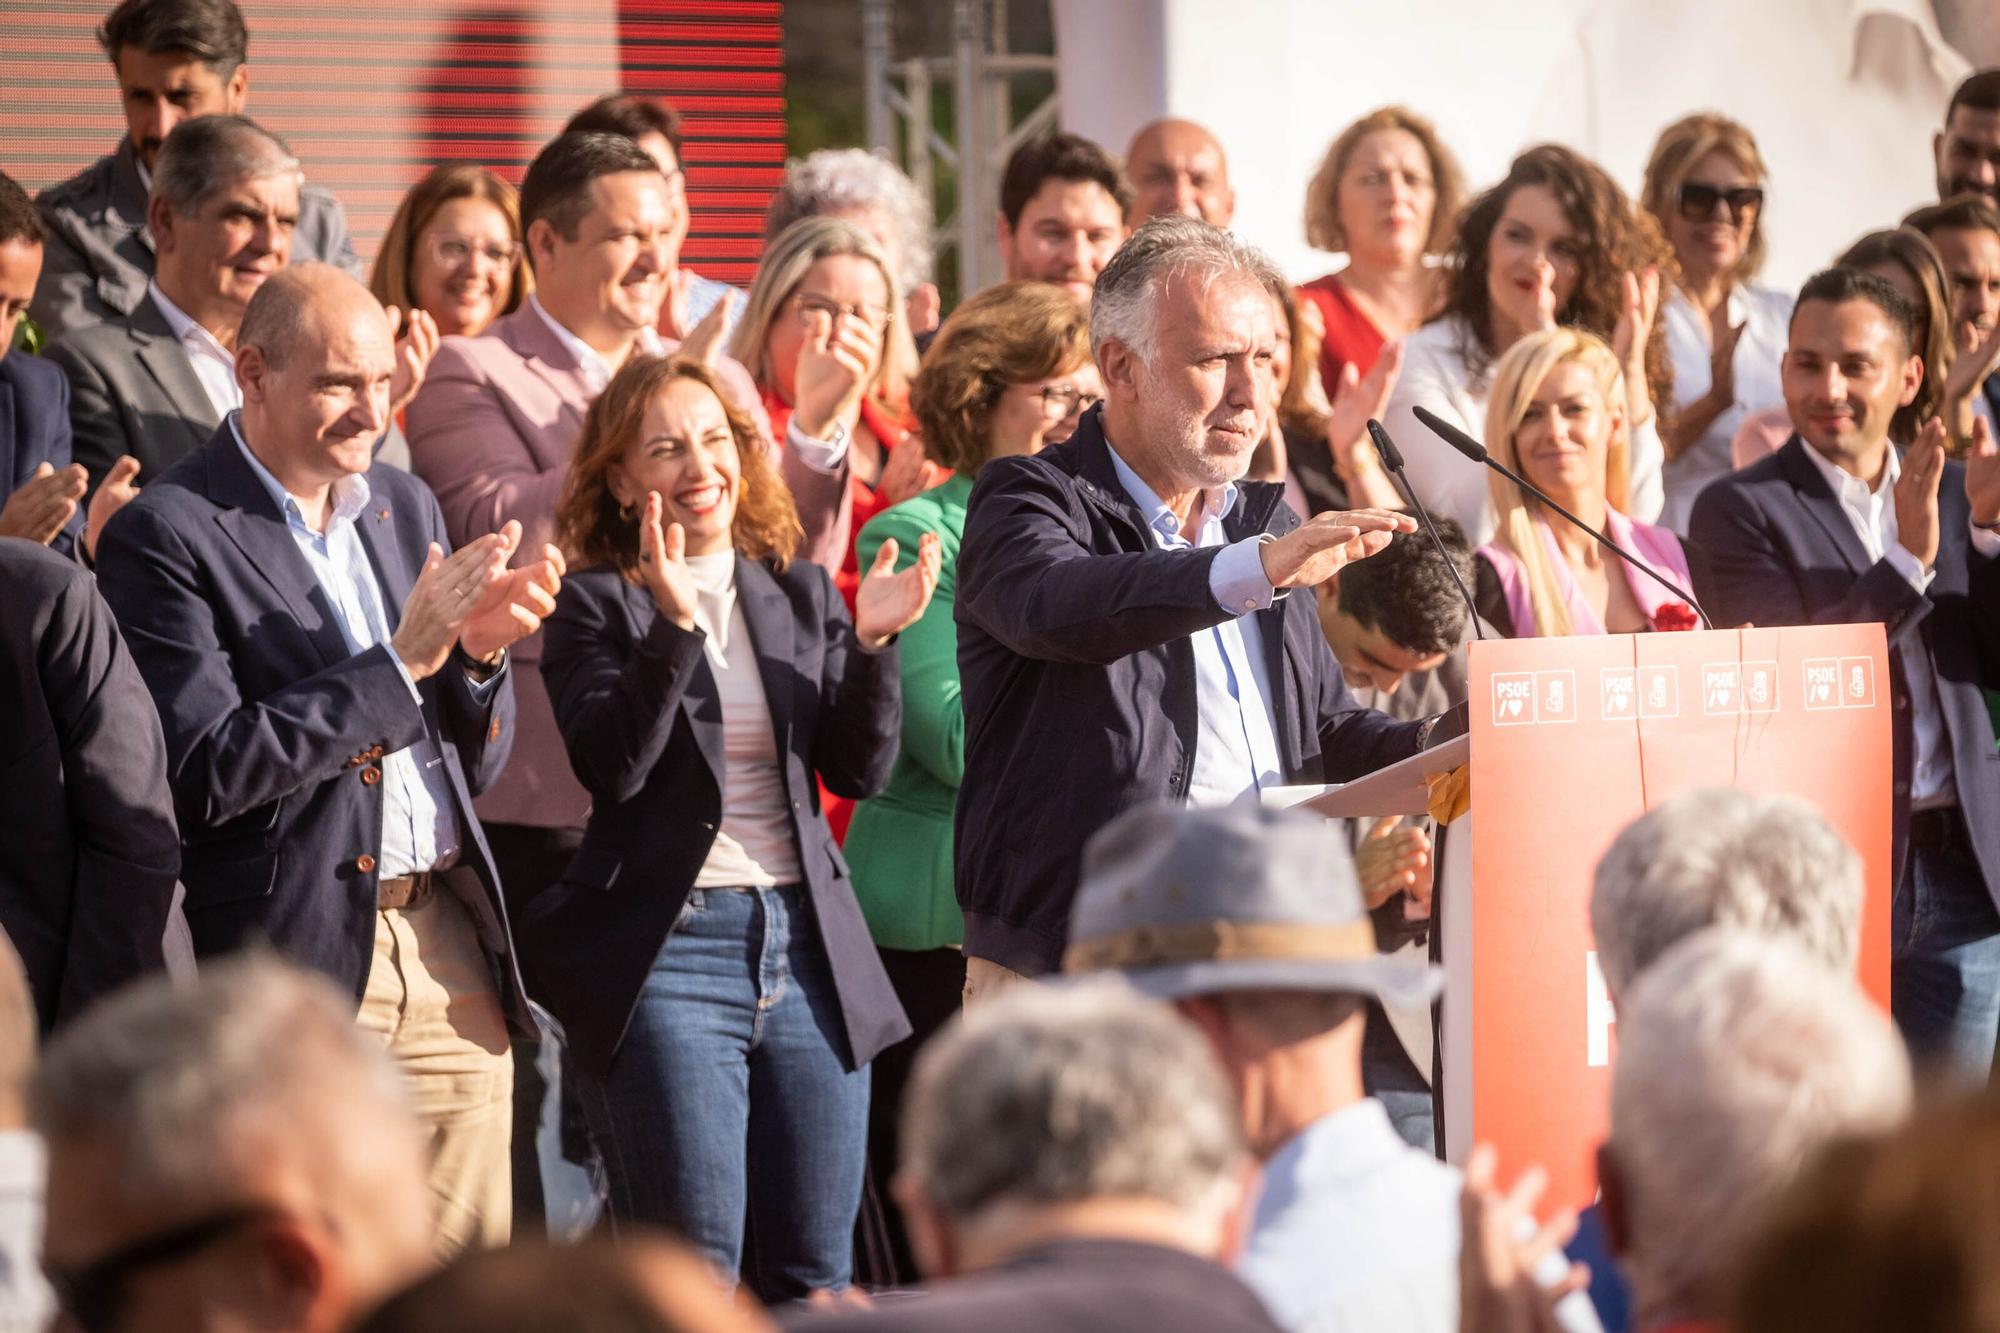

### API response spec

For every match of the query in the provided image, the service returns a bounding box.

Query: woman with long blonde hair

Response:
[1473,329,1695,638]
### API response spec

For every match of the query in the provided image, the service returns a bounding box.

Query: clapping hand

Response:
[1611,266,1661,427]
[854,531,941,649]
[793,307,878,440]
[1943,320,2000,425]
[678,289,736,369]
[392,524,514,681]
[1706,300,1747,410]
[462,528,565,662]
[1327,340,1405,474]
[880,430,942,506]
[1358,815,1434,918]
[385,306,441,417]
[1457,1145,1588,1333]
[1894,417,1949,570]
[1965,414,2000,528]
[0,460,86,545]
[636,491,699,631]
[85,456,142,561]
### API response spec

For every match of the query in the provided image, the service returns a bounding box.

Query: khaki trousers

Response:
[357,888,514,1257]
[961,956,1029,1008]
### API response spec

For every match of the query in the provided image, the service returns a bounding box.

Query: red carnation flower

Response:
[1652,602,1699,632]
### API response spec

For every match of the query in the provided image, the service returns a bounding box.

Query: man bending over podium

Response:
[1690,266,2000,1077]
[953,215,1462,997]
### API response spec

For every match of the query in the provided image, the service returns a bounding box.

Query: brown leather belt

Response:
[377,871,435,912]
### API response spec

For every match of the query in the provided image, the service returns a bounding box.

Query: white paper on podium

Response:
[1261,733,1470,818]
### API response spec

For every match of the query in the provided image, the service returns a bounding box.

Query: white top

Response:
[1659,282,1794,532]
[1382,316,1665,546]
[0,1132,51,1333]
[528,292,664,394]
[687,552,804,888]
[150,280,241,418]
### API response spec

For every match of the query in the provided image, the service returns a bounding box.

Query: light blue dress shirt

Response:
[1103,441,1283,806]
[232,417,474,878]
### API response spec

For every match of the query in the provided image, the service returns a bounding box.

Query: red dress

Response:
[1298,273,1388,398]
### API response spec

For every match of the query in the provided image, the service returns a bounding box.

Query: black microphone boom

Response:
[1366,418,1483,641]
[1409,405,1713,630]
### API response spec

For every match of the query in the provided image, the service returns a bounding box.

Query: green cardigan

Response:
[843,473,972,951]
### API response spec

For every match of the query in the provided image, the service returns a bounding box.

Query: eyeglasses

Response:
[1033,384,1101,418]
[792,292,895,331]
[1677,183,1764,223]
[426,233,521,269]
[48,1204,288,1333]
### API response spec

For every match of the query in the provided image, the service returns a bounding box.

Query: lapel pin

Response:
[377,508,391,520]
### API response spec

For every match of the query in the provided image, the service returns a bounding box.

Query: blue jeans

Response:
[1891,825,2000,1083]
[575,885,869,1299]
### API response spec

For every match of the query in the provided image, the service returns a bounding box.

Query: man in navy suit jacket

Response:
[94,264,562,1252]
[1691,267,2000,1078]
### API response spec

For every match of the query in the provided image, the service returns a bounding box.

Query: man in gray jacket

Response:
[30,0,359,340]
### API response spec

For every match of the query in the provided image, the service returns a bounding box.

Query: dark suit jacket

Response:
[0,353,84,556]
[44,294,221,495]
[1689,435,2000,891]
[781,1239,1285,1333]
[92,425,528,1022]
[0,540,178,1031]
[952,408,1439,975]
[30,137,361,341]
[528,559,911,1078]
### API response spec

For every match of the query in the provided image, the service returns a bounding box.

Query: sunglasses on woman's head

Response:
[1677,183,1764,223]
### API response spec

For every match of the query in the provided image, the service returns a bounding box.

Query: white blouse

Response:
[1659,282,1793,532]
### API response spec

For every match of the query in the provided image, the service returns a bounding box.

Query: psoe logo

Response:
[1600,667,1637,721]
[1492,673,1536,726]
[1702,663,1742,715]
[1804,658,1841,710]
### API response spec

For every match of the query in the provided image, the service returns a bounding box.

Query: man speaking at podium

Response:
[953,216,1463,998]
[1691,266,2000,1077]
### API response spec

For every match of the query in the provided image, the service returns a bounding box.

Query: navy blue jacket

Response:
[92,425,528,1022]
[0,353,84,557]
[529,558,911,1078]
[1689,435,2000,892]
[953,409,1437,974]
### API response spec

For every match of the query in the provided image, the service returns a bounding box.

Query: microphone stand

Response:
[1366,419,1483,640]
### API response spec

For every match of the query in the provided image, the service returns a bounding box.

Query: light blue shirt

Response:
[1103,441,1283,806]
[232,417,467,879]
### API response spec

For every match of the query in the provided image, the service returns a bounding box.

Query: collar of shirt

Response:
[149,279,235,366]
[1103,436,1240,547]
[229,413,372,534]
[528,291,665,392]
[1800,436,1896,528]
[134,149,151,194]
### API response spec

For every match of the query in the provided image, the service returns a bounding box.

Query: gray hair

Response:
[30,953,412,1210]
[901,979,1244,1223]
[1089,213,1284,364]
[764,148,934,290]
[1591,789,1863,999]
[151,113,300,217]
[1610,930,1909,1328]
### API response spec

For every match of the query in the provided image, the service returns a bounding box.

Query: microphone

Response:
[1411,405,1712,630]
[1366,419,1483,641]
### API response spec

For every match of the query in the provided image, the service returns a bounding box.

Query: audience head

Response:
[909,281,1095,476]
[99,0,250,172]
[34,955,434,1333]
[519,131,676,346]
[1484,327,1630,635]
[726,214,901,404]
[235,263,395,489]
[369,165,528,338]
[1591,788,1863,1002]
[148,113,300,330]
[355,1237,771,1333]
[1091,215,1284,495]
[1124,118,1235,227]
[1784,265,1924,470]
[1064,802,1439,1159]
[997,132,1132,300]
[558,354,799,572]
[1902,193,2000,355]
[1936,69,2000,206]
[1304,105,1462,269]
[0,172,45,360]
[1641,113,1771,285]
[764,148,935,311]
[896,978,1250,1278]
[1315,519,1475,694]
[1444,144,1672,397]
[1834,228,1952,443]
[1603,931,1910,1332]
[1731,1094,2000,1333]
[563,96,690,265]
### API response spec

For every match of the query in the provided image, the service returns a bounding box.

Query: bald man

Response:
[93,263,560,1254]
[1124,118,1236,228]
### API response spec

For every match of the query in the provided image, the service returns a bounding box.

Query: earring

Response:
[619,500,635,521]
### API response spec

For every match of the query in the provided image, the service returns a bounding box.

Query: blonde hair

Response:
[726,215,914,404]
[1640,113,1772,281]
[1484,328,1631,638]
[369,165,529,325]
[1304,106,1464,257]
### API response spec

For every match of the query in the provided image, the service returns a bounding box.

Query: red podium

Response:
[1274,624,1894,1211]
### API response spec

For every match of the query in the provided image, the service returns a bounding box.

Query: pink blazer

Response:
[1479,509,1694,637]
[405,307,849,830]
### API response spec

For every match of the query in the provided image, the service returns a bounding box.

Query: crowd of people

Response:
[5,0,2000,1329]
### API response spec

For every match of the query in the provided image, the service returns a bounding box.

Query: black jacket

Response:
[527,558,911,1078]
[953,408,1437,974]
[0,354,84,557]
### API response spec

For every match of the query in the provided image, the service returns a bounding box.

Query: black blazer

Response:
[0,353,84,557]
[91,424,528,1023]
[0,539,178,1031]
[953,407,1439,975]
[1689,435,2000,890]
[529,558,911,1078]
[43,295,220,496]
